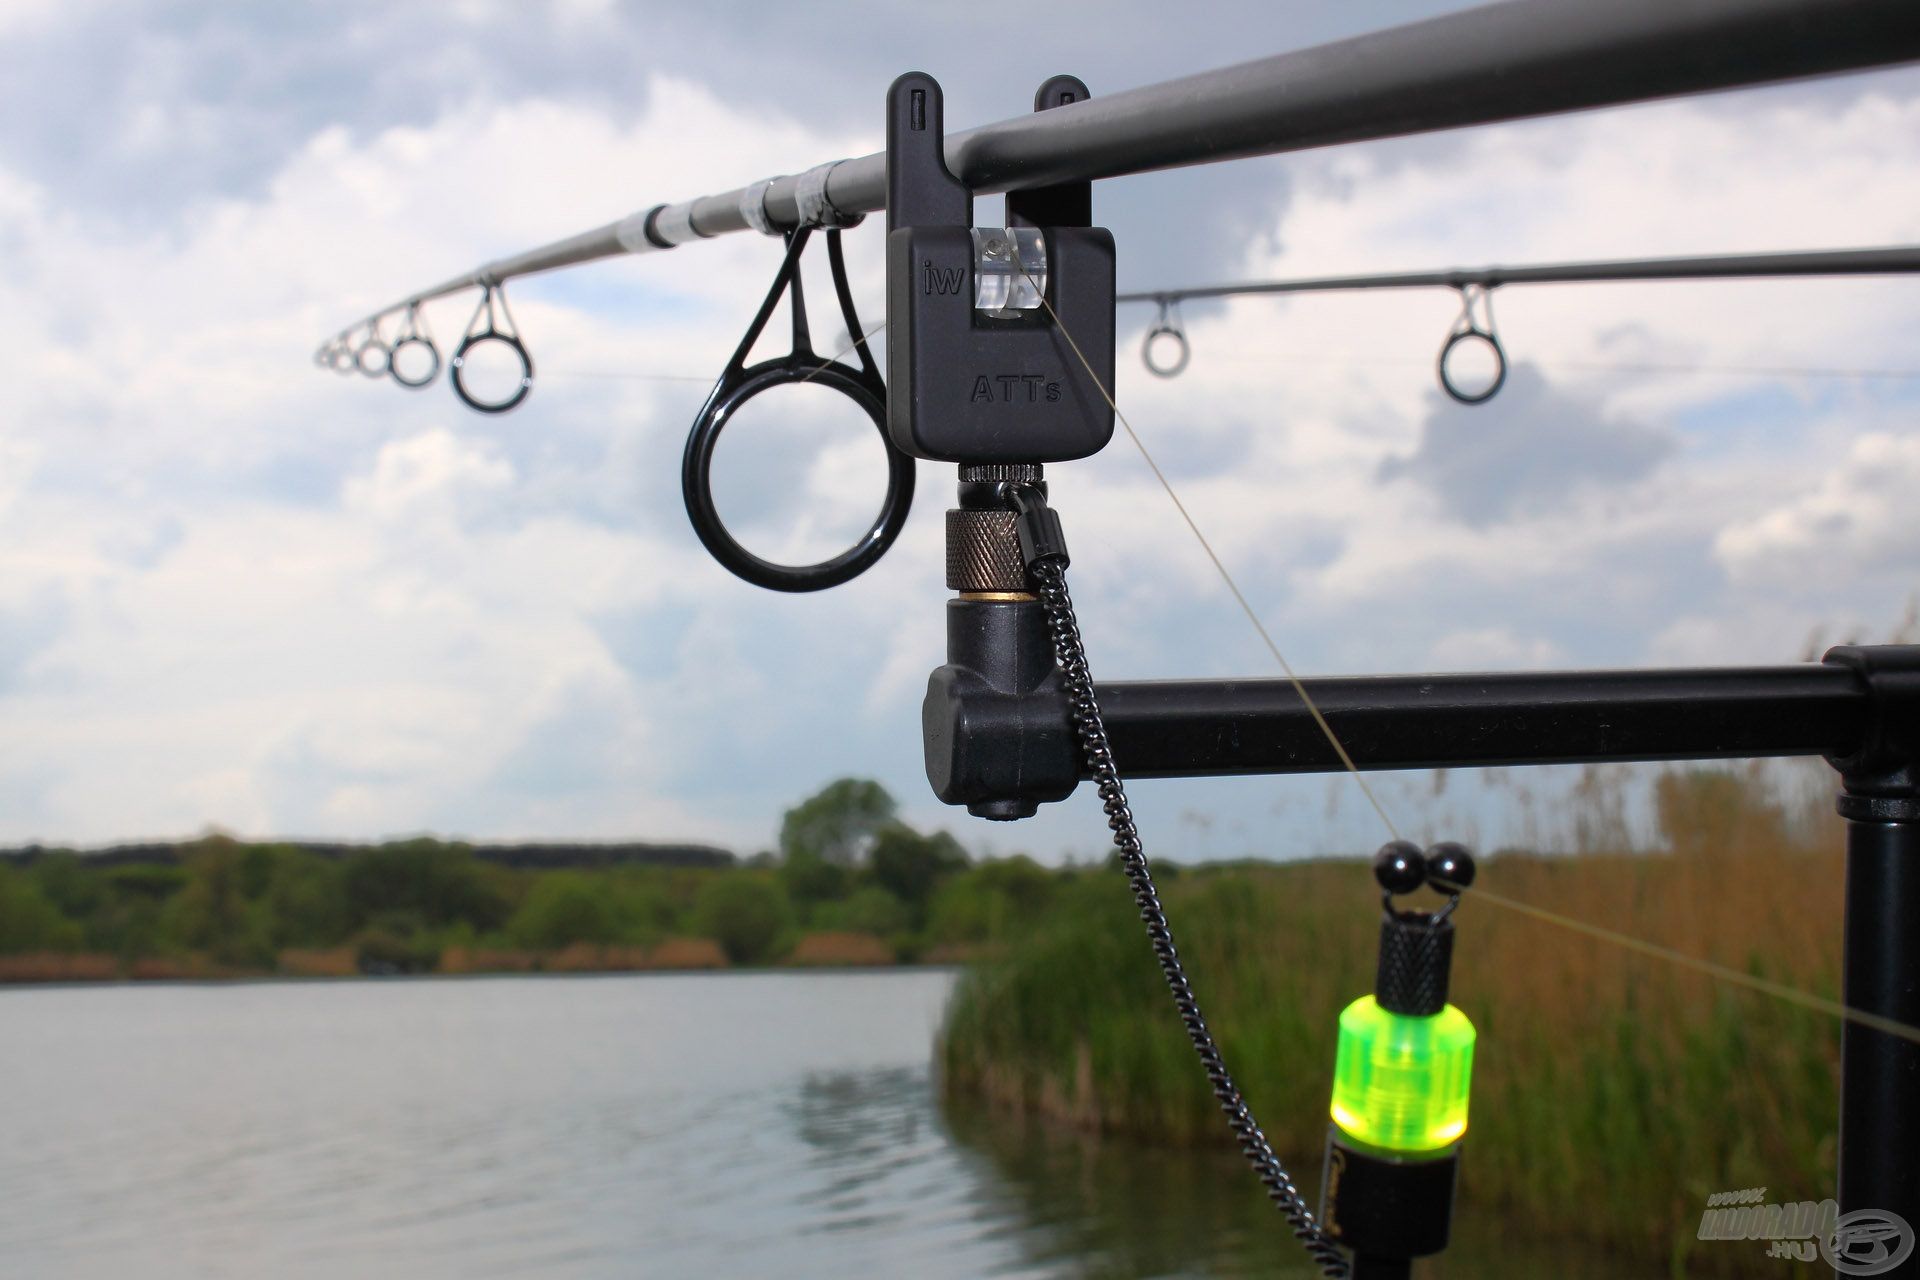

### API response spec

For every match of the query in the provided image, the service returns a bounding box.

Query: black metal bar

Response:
[1117,245,1920,305]
[1838,814,1920,1269]
[1090,665,1871,779]
[328,0,1920,338]
[1824,646,1920,1267]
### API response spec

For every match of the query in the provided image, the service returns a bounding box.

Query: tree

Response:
[694,876,794,965]
[262,850,349,948]
[927,856,1057,945]
[508,873,622,949]
[29,854,102,920]
[340,840,510,932]
[0,868,82,953]
[163,841,272,967]
[779,779,897,868]
[813,885,910,937]
[779,851,850,909]
[870,825,969,925]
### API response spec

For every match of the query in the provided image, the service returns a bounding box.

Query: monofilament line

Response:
[1032,273,1920,1048]
[1446,880,1920,1048]
[1034,293,1402,842]
[552,321,887,388]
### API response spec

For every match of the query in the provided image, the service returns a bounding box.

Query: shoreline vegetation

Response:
[939,761,1845,1274]
[0,779,1007,984]
[0,935,954,984]
[3,766,1851,1270]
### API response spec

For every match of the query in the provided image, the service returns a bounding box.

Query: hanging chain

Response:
[1012,496,1349,1277]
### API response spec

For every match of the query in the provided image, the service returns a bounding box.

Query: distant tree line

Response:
[0,779,1065,979]
[0,839,735,872]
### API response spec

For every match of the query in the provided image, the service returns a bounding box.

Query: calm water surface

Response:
[0,971,1621,1278]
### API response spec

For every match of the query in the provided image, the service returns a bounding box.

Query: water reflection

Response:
[786,1069,943,1238]
[943,1096,1326,1279]
[0,973,1635,1279]
[938,1093,1638,1279]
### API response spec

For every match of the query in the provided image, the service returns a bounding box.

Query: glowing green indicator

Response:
[1329,995,1476,1153]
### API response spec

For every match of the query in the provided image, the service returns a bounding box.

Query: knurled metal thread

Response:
[946,509,1030,592]
[957,463,1044,485]
[1376,917,1454,1016]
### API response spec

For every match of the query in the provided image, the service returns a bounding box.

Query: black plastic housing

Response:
[1322,1131,1459,1262]
[884,73,1115,464]
[922,598,1076,820]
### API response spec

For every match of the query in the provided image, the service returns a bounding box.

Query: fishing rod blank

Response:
[317,0,1920,347]
[1118,244,1920,305]
[1121,242,1920,397]
[1121,244,1920,399]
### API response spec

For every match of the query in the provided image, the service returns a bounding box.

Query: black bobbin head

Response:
[1369,840,1478,1017]
[1373,841,1427,896]
[1427,842,1477,894]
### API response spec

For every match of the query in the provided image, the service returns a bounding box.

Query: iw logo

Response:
[970,374,1062,403]
[922,262,966,295]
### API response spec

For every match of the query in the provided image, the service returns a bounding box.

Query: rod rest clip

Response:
[884,72,1115,464]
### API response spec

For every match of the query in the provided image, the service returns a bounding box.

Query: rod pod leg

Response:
[1826,645,1920,1275]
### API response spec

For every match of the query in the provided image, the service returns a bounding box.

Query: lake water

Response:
[0,971,1619,1278]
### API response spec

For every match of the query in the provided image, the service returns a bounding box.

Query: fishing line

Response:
[1447,879,1920,1048]
[537,371,714,383]
[1036,291,1401,842]
[1033,275,1920,1049]
[549,320,890,385]
[1146,350,1920,383]
[540,323,887,388]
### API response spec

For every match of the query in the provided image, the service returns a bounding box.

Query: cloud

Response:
[343,429,514,523]
[1377,364,1675,526]
[1716,432,1920,583]
[0,6,1918,860]
[0,0,1438,288]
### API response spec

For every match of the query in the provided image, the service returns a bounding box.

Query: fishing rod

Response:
[1119,244,1920,399]
[318,0,1920,403]
[320,1,1920,1274]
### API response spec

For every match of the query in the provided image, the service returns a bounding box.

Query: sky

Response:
[0,1,1917,862]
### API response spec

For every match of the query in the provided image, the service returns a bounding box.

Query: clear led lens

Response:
[972,226,1047,317]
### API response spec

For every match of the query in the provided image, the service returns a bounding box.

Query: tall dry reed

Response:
[941,764,1848,1269]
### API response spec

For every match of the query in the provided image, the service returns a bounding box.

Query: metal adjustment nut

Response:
[946,509,1029,592]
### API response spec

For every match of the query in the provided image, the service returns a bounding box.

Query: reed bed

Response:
[940,766,1846,1268]
[786,931,896,966]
